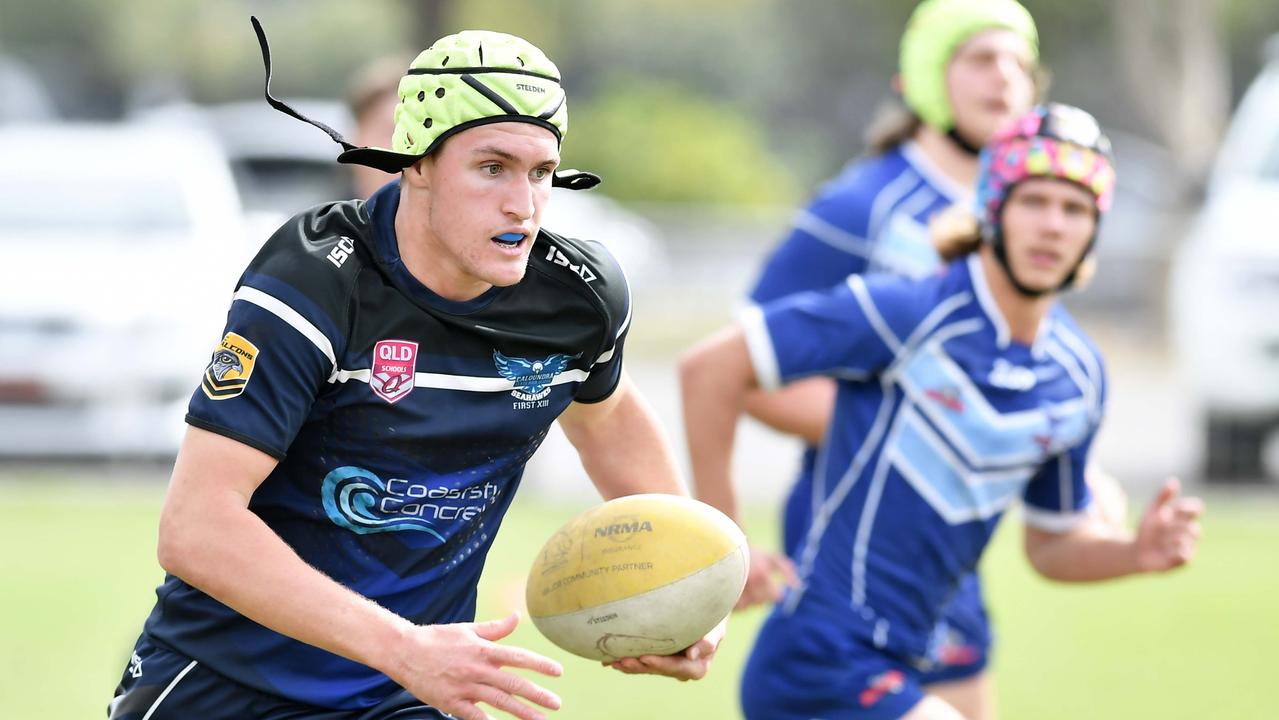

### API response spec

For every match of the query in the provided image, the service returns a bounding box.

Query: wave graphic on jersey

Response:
[493,350,576,401]
[321,466,446,540]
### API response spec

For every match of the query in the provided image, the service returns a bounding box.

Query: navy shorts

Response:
[108,634,449,720]
[782,476,990,686]
[740,607,924,720]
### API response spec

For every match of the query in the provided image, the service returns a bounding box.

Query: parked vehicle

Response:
[1168,35,1279,481]
[0,123,248,457]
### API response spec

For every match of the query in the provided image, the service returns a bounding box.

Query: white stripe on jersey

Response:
[784,381,897,615]
[330,367,592,392]
[900,140,972,204]
[847,275,903,354]
[868,168,920,240]
[737,304,782,391]
[967,254,1011,349]
[791,209,872,258]
[889,292,973,373]
[1022,500,1090,532]
[233,286,337,372]
[1045,340,1101,420]
[852,429,896,607]
[592,237,633,365]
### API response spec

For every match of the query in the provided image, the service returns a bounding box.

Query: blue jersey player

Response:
[109,23,721,720]
[682,104,1203,719]
[727,3,1124,717]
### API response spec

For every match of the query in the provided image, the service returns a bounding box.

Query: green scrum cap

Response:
[899,0,1039,133]
[250,18,599,190]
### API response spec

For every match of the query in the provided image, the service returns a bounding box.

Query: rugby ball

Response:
[525,493,748,661]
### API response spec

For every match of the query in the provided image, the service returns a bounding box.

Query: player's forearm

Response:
[158,494,413,674]
[742,378,835,445]
[157,430,413,677]
[679,332,753,526]
[1023,524,1141,582]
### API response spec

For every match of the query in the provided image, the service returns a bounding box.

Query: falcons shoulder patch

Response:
[202,332,259,400]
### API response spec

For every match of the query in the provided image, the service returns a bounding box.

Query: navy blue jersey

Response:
[740,255,1104,662]
[142,180,631,709]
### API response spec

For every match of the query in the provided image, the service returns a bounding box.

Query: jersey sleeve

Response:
[185,207,357,458]
[572,239,633,404]
[748,172,876,304]
[1021,433,1095,532]
[738,273,924,391]
[1022,355,1108,532]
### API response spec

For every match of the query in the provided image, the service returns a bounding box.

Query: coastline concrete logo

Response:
[370,339,418,404]
[321,466,500,539]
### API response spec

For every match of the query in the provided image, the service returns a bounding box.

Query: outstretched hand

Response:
[391,611,563,720]
[605,617,727,682]
[1134,478,1204,573]
[735,545,800,610]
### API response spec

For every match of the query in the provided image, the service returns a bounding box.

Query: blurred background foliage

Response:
[3,0,1278,204]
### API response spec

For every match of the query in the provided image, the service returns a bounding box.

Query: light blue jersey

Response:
[740,255,1103,664]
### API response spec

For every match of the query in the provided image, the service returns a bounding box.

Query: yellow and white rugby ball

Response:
[525,493,748,662]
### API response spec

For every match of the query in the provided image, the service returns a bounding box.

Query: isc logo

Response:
[544,245,598,283]
[327,236,356,268]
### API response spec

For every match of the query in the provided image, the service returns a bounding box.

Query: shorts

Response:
[918,573,991,685]
[108,634,449,720]
[740,608,925,720]
[782,469,990,686]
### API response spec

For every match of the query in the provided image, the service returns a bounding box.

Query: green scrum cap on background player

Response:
[899,0,1039,133]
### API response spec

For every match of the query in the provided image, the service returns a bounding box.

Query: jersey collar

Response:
[365,179,506,315]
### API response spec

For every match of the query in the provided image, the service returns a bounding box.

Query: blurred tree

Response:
[562,74,801,206]
[1110,0,1231,181]
[3,0,1275,195]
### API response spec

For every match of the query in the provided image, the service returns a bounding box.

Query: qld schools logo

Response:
[201,332,258,400]
[494,350,575,402]
[370,339,418,404]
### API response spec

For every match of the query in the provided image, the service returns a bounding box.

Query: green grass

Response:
[2,480,1275,719]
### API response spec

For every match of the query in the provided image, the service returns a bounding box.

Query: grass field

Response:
[2,479,1275,719]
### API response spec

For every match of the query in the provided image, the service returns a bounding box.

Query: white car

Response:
[0,123,249,457]
[1168,35,1279,480]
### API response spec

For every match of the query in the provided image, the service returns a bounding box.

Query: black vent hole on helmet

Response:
[423,118,433,129]
[435,88,445,98]
[517,56,525,67]
[442,56,449,66]
[417,91,426,101]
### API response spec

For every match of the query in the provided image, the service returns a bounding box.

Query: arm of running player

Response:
[157,427,562,720]
[558,370,725,680]
[679,327,799,610]
[558,370,686,499]
[742,377,835,445]
[1023,478,1204,582]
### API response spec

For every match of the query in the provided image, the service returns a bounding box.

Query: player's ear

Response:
[401,157,432,190]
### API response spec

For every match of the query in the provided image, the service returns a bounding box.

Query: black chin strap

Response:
[946,127,982,157]
[989,227,1096,299]
[250,16,356,152]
